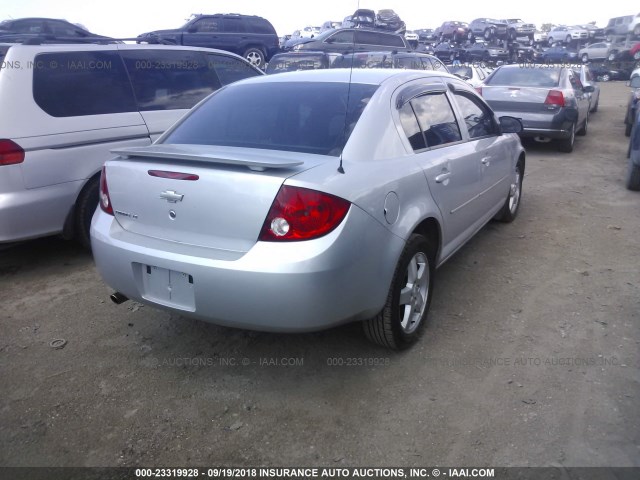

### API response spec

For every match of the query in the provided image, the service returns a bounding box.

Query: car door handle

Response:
[481,157,491,166]
[435,171,451,183]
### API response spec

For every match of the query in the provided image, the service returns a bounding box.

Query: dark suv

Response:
[0,17,115,43]
[291,28,410,53]
[137,14,279,68]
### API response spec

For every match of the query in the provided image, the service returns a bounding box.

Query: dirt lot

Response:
[0,81,638,469]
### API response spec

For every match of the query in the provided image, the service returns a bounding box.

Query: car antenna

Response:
[338,0,360,174]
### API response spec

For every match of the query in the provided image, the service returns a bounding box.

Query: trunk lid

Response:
[106,144,324,252]
[481,86,558,114]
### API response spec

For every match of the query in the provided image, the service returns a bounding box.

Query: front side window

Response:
[192,18,221,33]
[453,93,498,139]
[48,20,85,37]
[399,92,462,150]
[411,93,462,148]
[163,82,378,157]
[33,51,136,117]
[121,50,221,111]
[328,31,354,44]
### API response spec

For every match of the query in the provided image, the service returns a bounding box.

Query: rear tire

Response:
[363,234,435,350]
[244,48,266,69]
[558,123,575,153]
[577,112,588,136]
[74,177,99,250]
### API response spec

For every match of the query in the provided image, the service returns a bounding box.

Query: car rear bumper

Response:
[91,205,404,332]
[492,109,576,139]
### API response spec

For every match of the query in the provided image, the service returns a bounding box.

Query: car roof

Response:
[0,42,262,61]
[233,67,452,86]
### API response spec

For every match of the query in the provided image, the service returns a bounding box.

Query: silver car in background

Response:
[479,65,593,152]
[91,69,525,349]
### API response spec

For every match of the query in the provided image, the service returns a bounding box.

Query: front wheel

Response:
[634,51,640,60]
[581,53,588,63]
[608,52,616,61]
[244,48,266,68]
[565,35,572,44]
[363,234,434,350]
[494,161,523,222]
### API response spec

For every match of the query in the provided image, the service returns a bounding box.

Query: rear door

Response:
[395,82,487,251]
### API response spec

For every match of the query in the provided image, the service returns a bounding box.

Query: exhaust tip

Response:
[110,292,129,305]
[534,136,552,143]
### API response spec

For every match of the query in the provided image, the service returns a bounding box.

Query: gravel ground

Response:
[0,81,638,468]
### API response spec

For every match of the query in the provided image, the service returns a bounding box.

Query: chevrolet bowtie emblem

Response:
[159,190,184,203]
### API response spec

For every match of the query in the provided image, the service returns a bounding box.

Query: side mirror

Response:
[583,85,595,93]
[499,116,523,134]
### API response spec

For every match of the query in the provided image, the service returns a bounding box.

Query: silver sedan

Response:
[91,69,525,349]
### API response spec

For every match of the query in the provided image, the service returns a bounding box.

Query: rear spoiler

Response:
[111,145,305,172]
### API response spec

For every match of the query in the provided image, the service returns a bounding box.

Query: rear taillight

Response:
[99,166,113,215]
[475,86,482,96]
[544,90,565,107]
[0,139,25,166]
[259,185,350,242]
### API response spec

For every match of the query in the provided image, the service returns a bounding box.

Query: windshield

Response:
[486,67,561,87]
[163,81,379,156]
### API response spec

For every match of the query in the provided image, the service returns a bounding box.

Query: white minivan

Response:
[0,42,262,248]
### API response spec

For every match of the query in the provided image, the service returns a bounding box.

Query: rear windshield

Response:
[163,81,379,156]
[450,66,473,79]
[486,67,561,87]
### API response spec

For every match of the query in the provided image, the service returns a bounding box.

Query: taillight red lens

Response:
[259,185,350,242]
[99,166,114,215]
[475,86,482,96]
[0,139,25,166]
[148,170,199,181]
[544,90,565,107]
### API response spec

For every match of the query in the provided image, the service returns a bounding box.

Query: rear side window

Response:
[164,82,379,156]
[208,53,261,84]
[355,31,404,47]
[120,50,222,111]
[33,51,136,117]
[223,17,246,33]
[246,18,275,35]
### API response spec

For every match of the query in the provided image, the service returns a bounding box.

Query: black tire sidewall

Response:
[75,177,99,250]
[386,235,434,348]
